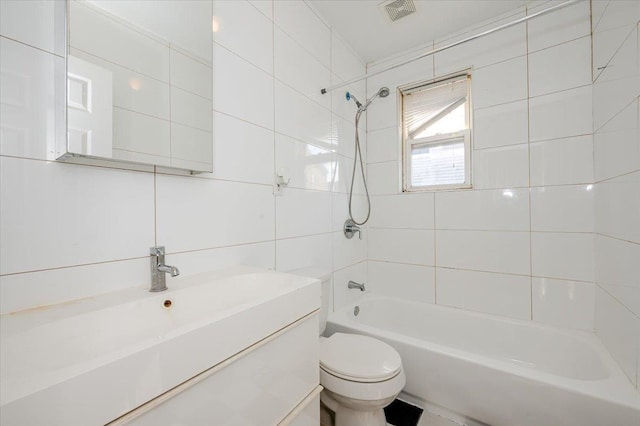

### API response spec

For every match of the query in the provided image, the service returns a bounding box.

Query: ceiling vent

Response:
[379,0,417,23]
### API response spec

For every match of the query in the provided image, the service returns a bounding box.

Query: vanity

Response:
[0,267,321,425]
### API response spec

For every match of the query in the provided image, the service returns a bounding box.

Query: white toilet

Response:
[295,268,406,426]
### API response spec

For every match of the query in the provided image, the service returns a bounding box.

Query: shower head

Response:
[378,87,390,98]
[347,87,390,112]
[360,86,391,112]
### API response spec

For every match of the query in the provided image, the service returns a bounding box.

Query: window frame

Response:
[401,72,473,192]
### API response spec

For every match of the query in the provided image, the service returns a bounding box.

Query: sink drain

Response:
[163,299,172,309]
[353,306,360,316]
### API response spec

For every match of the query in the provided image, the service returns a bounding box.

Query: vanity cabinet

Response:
[115,314,321,425]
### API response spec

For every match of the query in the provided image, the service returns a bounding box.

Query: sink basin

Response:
[0,266,320,425]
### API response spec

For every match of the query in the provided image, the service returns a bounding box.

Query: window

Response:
[401,73,471,191]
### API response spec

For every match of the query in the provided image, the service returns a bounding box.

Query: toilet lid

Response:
[320,333,402,382]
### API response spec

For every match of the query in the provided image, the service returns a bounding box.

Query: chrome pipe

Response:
[319,0,580,95]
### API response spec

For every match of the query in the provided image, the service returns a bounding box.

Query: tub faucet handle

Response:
[344,219,362,240]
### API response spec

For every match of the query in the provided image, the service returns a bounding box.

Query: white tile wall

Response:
[367,127,399,164]
[275,80,332,147]
[369,193,434,229]
[529,85,593,142]
[473,144,529,189]
[530,185,594,233]
[528,36,592,97]
[275,27,330,109]
[213,44,274,129]
[276,188,331,239]
[436,230,530,276]
[531,232,594,282]
[532,277,594,330]
[367,161,400,195]
[213,112,275,185]
[367,261,435,304]
[593,100,639,182]
[331,116,358,159]
[436,268,531,320]
[527,0,591,53]
[274,0,330,67]
[213,0,273,74]
[155,175,275,252]
[0,0,368,315]
[472,56,528,109]
[474,100,529,149]
[275,133,333,191]
[593,2,640,389]
[434,23,527,76]
[332,230,367,271]
[595,286,639,387]
[435,189,529,231]
[364,4,599,338]
[368,228,435,266]
[0,157,155,275]
[595,172,640,244]
[276,233,332,273]
[530,135,594,186]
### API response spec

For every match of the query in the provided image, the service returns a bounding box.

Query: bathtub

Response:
[325,295,640,426]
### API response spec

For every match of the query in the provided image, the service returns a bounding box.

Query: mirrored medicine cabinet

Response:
[58,0,214,173]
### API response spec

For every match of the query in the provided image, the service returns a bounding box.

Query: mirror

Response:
[60,0,213,172]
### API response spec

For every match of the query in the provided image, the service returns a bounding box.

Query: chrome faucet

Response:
[150,246,180,292]
[344,219,362,239]
[348,280,365,291]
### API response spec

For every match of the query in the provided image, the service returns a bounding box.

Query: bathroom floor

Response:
[414,410,461,426]
[385,411,460,426]
[321,398,461,426]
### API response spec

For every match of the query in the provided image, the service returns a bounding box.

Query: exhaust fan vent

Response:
[379,0,417,23]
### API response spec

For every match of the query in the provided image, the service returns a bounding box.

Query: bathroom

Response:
[0,0,638,424]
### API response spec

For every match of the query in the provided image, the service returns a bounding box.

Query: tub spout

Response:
[348,280,365,291]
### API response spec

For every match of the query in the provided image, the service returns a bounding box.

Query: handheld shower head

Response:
[346,91,363,109]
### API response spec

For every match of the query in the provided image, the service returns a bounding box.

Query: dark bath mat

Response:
[385,399,424,426]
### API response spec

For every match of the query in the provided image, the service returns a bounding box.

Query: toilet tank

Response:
[289,267,331,335]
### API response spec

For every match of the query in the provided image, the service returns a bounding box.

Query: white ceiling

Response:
[308,0,530,64]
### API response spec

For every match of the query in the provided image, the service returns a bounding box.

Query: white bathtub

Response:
[326,295,640,426]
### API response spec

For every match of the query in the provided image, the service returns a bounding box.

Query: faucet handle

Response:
[344,219,363,240]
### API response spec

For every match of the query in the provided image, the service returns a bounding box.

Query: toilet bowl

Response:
[290,268,405,426]
[320,333,406,426]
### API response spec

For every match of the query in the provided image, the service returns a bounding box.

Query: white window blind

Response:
[402,74,471,190]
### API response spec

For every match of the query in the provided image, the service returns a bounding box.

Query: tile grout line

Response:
[272,0,278,270]
[525,11,534,322]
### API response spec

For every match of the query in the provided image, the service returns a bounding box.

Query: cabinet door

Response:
[280,392,321,426]
[126,315,319,425]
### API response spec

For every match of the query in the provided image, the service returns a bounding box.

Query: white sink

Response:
[0,266,320,425]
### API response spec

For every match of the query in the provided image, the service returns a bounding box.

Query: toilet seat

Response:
[320,363,406,402]
[320,333,402,382]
